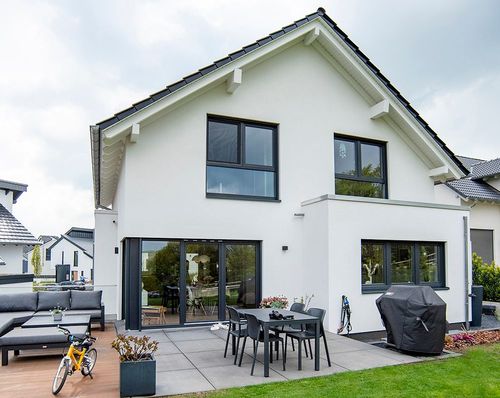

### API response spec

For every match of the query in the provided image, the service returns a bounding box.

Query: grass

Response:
[184,344,500,398]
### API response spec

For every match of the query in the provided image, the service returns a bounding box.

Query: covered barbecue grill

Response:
[376,285,446,354]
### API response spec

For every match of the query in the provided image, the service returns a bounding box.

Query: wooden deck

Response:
[0,324,119,397]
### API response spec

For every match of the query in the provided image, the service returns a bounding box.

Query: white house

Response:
[0,179,39,275]
[47,227,94,282]
[91,8,472,333]
[25,235,58,277]
[437,156,500,264]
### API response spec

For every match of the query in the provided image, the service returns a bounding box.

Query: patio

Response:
[0,323,428,397]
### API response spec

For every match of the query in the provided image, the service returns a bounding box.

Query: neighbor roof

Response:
[0,179,28,203]
[92,7,468,207]
[0,203,39,245]
[456,156,485,173]
[469,157,500,180]
[48,234,93,259]
[446,179,500,203]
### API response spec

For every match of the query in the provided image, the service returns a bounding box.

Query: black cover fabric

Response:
[0,293,38,312]
[376,285,446,354]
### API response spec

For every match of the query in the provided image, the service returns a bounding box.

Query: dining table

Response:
[236,308,321,377]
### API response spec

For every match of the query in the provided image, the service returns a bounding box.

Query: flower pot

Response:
[120,357,156,397]
[52,313,63,322]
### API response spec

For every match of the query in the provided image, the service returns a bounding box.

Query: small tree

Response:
[31,245,42,277]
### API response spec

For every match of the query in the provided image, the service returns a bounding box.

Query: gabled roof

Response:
[48,234,93,259]
[0,179,28,203]
[469,157,500,180]
[65,227,94,240]
[91,7,468,207]
[456,156,485,173]
[0,203,39,245]
[0,255,5,266]
[446,178,500,203]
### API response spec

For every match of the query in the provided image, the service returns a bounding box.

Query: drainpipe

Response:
[463,216,470,330]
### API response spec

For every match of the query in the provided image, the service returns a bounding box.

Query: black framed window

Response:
[46,248,51,261]
[206,116,278,200]
[334,135,387,198]
[361,240,445,292]
[74,251,78,267]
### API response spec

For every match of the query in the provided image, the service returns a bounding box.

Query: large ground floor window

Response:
[122,238,261,329]
[361,240,445,292]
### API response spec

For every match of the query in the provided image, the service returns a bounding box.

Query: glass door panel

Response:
[185,242,219,323]
[141,241,180,326]
[225,244,257,309]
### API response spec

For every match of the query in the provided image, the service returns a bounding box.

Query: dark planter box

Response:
[120,357,156,397]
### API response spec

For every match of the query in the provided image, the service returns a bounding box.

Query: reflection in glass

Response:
[208,121,238,163]
[361,243,384,285]
[245,126,273,166]
[141,241,180,326]
[207,166,275,198]
[361,143,382,178]
[334,139,356,175]
[419,245,439,283]
[225,244,257,309]
[335,179,384,198]
[186,243,219,322]
[391,243,413,283]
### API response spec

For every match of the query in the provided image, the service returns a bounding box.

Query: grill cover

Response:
[376,285,446,354]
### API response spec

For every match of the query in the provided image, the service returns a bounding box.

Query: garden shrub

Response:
[472,252,500,302]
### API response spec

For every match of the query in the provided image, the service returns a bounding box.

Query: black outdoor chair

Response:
[223,306,247,365]
[270,302,308,355]
[284,307,331,370]
[238,313,285,375]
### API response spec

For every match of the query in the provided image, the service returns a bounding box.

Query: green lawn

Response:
[185,344,500,398]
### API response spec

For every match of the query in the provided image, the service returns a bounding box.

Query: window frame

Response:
[334,134,388,199]
[361,240,446,293]
[206,115,279,201]
[74,251,79,267]
[45,248,51,261]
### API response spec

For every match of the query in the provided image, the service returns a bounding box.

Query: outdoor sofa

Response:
[0,290,105,336]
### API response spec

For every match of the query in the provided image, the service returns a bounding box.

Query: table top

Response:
[22,314,91,328]
[236,308,319,325]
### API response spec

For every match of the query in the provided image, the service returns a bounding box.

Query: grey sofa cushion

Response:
[70,290,102,310]
[0,325,87,346]
[0,293,38,312]
[0,311,35,335]
[37,291,71,311]
[0,315,14,336]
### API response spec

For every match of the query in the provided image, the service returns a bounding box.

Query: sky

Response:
[1,0,499,236]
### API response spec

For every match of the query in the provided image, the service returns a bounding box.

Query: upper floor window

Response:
[206,116,278,200]
[334,135,387,198]
[45,248,51,261]
[74,251,79,267]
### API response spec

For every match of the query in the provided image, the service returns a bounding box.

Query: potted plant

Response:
[50,306,66,321]
[260,295,288,309]
[111,334,159,397]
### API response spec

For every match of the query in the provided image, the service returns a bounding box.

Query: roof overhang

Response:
[91,12,467,207]
[0,179,28,203]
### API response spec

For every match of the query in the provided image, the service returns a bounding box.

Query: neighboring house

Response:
[91,8,472,332]
[25,235,59,277]
[0,179,39,275]
[436,156,500,264]
[47,227,94,282]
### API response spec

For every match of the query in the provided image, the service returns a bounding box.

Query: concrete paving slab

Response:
[153,368,214,396]
[154,341,182,356]
[186,350,253,368]
[329,349,402,371]
[167,329,220,342]
[202,362,287,388]
[270,356,347,379]
[175,337,227,353]
[156,353,195,372]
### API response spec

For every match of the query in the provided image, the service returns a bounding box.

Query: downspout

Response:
[463,215,470,330]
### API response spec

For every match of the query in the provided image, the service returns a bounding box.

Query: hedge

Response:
[472,253,500,302]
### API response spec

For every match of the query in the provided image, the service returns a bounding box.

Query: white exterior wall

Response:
[94,210,119,318]
[50,239,93,280]
[434,184,462,206]
[99,42,470,331]
[0,189,14,213]
[468,202,500,264]
[0,245,24,274]
[27,238,57,276]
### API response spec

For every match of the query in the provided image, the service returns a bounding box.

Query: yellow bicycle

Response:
[52,326,97,395]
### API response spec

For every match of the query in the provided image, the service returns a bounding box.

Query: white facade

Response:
[26,237,58,276]
[49,236,94,281]
[93,17,471,331]
[0,245,24,275]
[468,203,500,264]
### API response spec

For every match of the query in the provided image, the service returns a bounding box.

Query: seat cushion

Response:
[70,290,102,310]
[35,309,102,319]
[37,291,71,311]
[0,326,88,346]
[0,293,38,312]
[0,315,13,336]
[0,312,35,336]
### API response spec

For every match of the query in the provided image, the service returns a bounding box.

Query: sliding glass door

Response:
[128,238,260,329]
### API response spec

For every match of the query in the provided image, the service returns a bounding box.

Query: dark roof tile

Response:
[470,158,500,180]
[0,204,39,244]
[446,179,500,203]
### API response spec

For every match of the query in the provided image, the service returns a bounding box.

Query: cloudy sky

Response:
[1,0,499,236]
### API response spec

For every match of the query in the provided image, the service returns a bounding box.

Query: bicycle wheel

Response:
[52,358,70,395]
[81,348,97,376]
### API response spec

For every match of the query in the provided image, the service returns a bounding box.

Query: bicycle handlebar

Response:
[57,326,97,343]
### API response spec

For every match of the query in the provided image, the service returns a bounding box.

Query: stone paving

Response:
[121,326,424,397]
